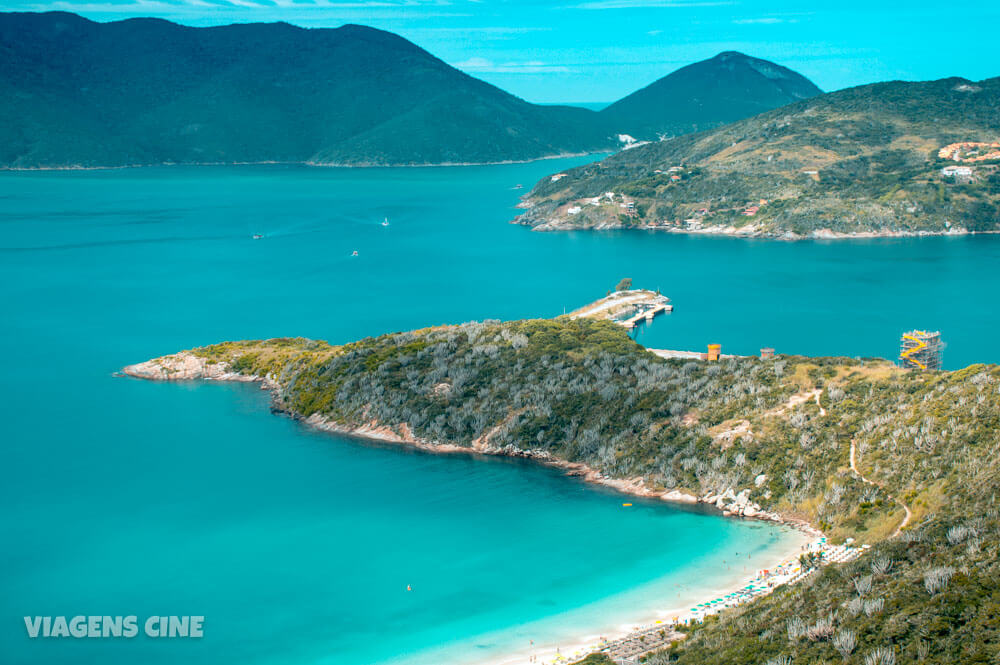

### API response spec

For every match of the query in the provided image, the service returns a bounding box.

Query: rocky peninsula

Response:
[123,317,1000,665]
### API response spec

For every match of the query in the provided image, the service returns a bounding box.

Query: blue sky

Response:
[7,0,1000,103]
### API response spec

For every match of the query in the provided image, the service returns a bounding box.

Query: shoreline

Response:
[0,151,606,173]
[121,352,819,532]
[493,529,817,665]
[295,409,840,665]
[633,224,998,241]
[320,420,814,665]
[513,216,997,240]
[305,412,822,533]
[121,352,836,664]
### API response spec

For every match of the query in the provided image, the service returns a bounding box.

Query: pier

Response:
[569,289,672,329]
[617,302,672,329]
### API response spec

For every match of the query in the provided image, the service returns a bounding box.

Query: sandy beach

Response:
[490,528,818,665]
[122,353,864,665]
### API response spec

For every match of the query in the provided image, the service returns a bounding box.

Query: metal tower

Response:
[899,330,942,371]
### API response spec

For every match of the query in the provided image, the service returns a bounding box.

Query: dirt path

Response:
[763,388,826,418]
[850,438,912,537]
[814,391,826,417]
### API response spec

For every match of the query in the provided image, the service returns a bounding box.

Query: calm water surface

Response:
[1,159,996,664]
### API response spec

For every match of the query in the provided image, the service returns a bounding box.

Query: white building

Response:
[941,166,973,178]
[941,166,974,183]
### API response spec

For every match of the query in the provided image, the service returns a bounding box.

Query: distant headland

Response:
[516,77,1000,238]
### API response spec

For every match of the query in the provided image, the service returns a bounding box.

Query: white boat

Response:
[351,250,359,257]
[381,217,389,227]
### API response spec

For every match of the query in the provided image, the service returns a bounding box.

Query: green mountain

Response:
[518,77,1000,236]
[600,51,822,140]
[129,315,1000,665]
[0,15,830,169]
[0,12,613,168]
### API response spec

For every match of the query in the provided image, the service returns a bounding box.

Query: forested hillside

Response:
[520,77,1000,236]
[125,315,1000,665]
[0,12,612,167]
[600,51,821,140]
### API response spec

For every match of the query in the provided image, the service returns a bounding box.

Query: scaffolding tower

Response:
[899,330,942,371]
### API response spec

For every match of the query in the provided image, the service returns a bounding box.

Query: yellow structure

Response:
[899,330,942,371]
[707,344,721,361]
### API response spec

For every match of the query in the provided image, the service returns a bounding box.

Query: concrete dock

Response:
[619,302,672,329]
[570,289,672,329]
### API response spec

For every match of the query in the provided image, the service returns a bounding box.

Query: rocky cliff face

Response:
[123,352,250,381]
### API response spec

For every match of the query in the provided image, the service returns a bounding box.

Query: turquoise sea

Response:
[2,158,998,665]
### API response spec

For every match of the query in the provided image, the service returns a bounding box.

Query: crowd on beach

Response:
[532,537,869,665]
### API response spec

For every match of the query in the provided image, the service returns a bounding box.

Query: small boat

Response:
[513,184,523,189]
[381,217,390,227]
[252,234,263,240]
[406,584,412,591]
[351,250,359,257]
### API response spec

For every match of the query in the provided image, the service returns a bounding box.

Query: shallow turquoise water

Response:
[1,160,996,664]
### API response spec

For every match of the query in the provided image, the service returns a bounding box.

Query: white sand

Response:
[490,528,814,665]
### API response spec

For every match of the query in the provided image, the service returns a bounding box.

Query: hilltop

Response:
[600,51,822,140]
[517,77,1000,237]
[0,16,834,170]
[126,315,1000,664]
[0,12,612,168]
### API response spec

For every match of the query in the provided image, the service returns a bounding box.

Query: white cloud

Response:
[302,0,423,7]
[39,0,212,12]
[407,26,552,35]
[571,0,733,9]
[33,0,455,12]
[453,56,493,68]
[452,57,572,74]
[732,17,794,24]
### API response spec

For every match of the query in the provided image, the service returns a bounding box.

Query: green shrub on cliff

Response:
[178,318,1000,665]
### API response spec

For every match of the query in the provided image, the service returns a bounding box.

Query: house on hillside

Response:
[941,165,974,183]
